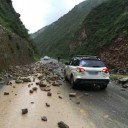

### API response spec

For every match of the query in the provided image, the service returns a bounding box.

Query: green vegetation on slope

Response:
[75,0,128,55]
[33,0,105,58]
[0,0,29,38]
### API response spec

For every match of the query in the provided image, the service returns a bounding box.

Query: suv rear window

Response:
[79,59,105,67]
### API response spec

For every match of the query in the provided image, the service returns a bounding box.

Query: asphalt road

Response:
[0,59,128,128]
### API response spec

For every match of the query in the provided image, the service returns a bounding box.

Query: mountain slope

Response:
[33,0,105,57]
[34,0,128,70]
[0,0,35,71]
[69,0,128,70]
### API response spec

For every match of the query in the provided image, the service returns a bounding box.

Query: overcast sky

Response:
[12,0,85,33]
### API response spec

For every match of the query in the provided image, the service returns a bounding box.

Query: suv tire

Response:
[70,76,77,89]
[64,71,68,81]
[100,84,107,90]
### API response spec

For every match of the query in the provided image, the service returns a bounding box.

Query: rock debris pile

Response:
[118,78,128,88]
[0,61,71,127]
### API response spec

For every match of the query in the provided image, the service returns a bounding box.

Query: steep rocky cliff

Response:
[0,0,34,71]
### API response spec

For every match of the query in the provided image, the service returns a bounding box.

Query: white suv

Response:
[64,55,109,89]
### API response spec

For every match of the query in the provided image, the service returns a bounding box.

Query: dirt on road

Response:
[0,60,128,128]
[0,61,88,128]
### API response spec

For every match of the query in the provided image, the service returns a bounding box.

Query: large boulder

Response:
[118,78,128,85]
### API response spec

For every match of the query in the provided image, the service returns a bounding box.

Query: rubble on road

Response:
[58,121,69,128]
[69,93,76,97]
[118,77,128,88]
[22,108,28,114]
[41,116,47,121]
[58,96,63,99]
[38,81,47,87]
[15,79,23,84]
[47,92,52,96]
[20,77,31,82]
[32,87,38,91]
[45,103,50,107]
[4,92,9,95]
[118,78,128,85]
[29,90,33,93]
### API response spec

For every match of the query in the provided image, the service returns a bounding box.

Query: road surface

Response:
[0,59,128,128]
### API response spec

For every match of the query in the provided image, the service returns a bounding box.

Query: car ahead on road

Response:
[64,55,110,89]
[43,56,50,60]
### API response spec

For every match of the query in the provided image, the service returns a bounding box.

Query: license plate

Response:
[88,71,98,75]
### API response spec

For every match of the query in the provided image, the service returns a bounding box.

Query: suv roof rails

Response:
[73,55,99,59]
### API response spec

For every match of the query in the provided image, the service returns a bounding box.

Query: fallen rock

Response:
[28,84,31,87]
[29,90,33,93]
[4,92,9,95]
[15,79,23,84]
[38,74,43,80]
[118,78,128,85]
[44,87,51,91]
[36,82,40,85]
[39,81,47,87]
[76,101,80,104]
[122,84,128,88]
[58,96,63,99]
[7,81,12,85]
[41,116,47,121]
[69,93,76,97]
[52,82,60,86]
[21,77,31,82]
[47,92,52,96]
[22,108,28,114]
[33,77,36,82]
[58,121,69,128]
[50,75,58,81]
[46,103,50,107]
[33,87,38,91]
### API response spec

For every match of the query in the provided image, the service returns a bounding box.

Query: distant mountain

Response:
[32,0,105,57]
[31,26,48,39]
[0,0,35,70]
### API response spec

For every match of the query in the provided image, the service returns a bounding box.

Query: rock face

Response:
[0,26,34,71]
[99,36,128,70]
[0,0,34,70]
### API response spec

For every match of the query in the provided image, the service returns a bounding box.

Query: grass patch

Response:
[110,74,128,81]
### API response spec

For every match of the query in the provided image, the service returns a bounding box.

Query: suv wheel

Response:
[70,76,76,89]
[100,84,107,90]
[64,71,68,81]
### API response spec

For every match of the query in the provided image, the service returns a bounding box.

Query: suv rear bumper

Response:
[75,79,109,85]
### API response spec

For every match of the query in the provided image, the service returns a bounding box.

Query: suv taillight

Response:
[77,68,85,72]
[102,68,109,73]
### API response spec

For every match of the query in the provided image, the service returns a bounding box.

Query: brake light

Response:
[102,68,109,73]
[77,68,85,72]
